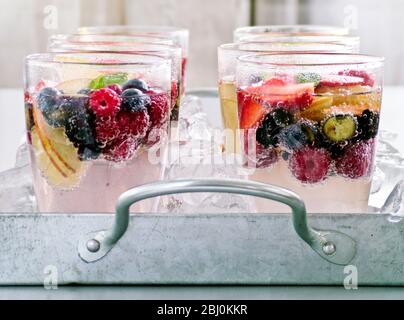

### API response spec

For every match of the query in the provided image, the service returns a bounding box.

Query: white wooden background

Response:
[0,0,403,88]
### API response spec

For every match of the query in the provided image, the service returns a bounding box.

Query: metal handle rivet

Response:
[322,242,336,255]
[86,239,100,253]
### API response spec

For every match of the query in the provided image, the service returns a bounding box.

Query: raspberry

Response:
[107,84,122,95]
[94,117,120,147]
[103,137,139,162]
[289,147,331,183]
[147,90,170,127]
[336,139,375,179]
[116,111,150,139]
[89,88,121,118]
[338,70,375,87]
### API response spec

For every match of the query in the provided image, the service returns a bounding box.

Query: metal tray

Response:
[0,90,402,286]
[0,177,403,286]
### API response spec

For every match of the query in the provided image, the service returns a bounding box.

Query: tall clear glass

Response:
[24,52,171,213]
[236,53,384,213]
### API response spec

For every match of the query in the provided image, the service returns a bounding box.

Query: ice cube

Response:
[15,140,30,168]
[380,179,404,222]
[368,131,404,210]
[370,166,385,194]
[0,164,37,212]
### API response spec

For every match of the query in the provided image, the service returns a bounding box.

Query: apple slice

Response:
[56,78,92,94]
[32,105,86,188]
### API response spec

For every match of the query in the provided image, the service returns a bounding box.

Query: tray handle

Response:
[78,178,356,265]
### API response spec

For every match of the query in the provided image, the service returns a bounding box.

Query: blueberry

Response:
[256,109,293,147]
[121,88,151,113]
[37,87,64,127]
[278,121,319,151]
[357,109,379,140]
[122,79,149,92]
[77,88,92,95]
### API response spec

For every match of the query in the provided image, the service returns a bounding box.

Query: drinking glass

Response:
[24,52,171,213]
[218,41,356,154]
[236,53,384,213]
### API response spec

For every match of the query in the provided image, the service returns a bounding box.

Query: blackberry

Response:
[65,112,97,150]
[256,109,293,148]
[357,109,379,140]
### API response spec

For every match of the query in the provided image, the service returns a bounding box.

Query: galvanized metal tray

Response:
[0,177,403,286]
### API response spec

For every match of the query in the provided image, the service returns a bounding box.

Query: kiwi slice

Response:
[322,114,357,142]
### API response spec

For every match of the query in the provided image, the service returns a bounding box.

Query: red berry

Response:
[35,80,47,92]
[103,137,139,162]
[116,111,150,139]
[89,88,122,117]
[336,139,375,179]
[238,91,266,130]
[263,77,286,86]
[293,90,313,111]
[319,74,364,87]
[289,147,331,183]
[147,90,170,127]
[338,70,375,87]
[107,84,123,95]
[95,117,120,147]
[171,81,179,107]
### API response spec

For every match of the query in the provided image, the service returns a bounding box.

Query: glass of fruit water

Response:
[48,39,182,122]
[236,53,384,213]
[78,26,189,100]
[233,25,350,42]
[24,52,172,213]
[218,41,356,154]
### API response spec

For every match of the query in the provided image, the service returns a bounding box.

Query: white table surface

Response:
[0,87,403,172]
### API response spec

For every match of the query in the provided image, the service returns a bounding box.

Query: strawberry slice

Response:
[261,83,314,110]
[238,92,266,129]
[338,70,375,87]
[319,75,364,87]
[263,77,287,86]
